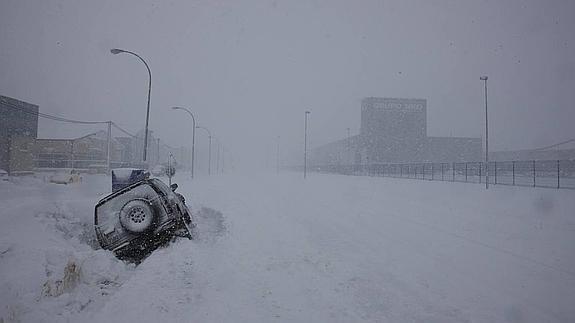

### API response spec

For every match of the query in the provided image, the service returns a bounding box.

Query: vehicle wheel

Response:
[119,199,155,233]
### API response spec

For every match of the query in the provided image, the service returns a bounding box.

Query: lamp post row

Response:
[111,48,219,178]
[110,48,488,184]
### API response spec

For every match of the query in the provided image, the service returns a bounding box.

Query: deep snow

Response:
[1,172,574,322]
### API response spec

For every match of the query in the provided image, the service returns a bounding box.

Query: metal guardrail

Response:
[310,160,575,189]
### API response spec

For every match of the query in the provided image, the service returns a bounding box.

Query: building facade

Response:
[311,97,482,165]
[35,131,121,169]
[360,97,428,163]
[0,95,39,173]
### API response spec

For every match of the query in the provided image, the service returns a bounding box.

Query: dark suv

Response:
[94,177,194,261]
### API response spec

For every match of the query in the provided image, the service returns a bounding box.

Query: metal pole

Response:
[494,161,497,185]
[168,153,172,186]
[196,126,212,176]
[304,111,310,179]
[557,160,560,189]
[106,121,111,174]
[192,122,196,177]
[171,107,196,178]
[110,49,152,162]
[347,127,351,164]
[276,136,280,174]
[216,141,220,174]
[533,160,536,187]
[480,76,489,189]
[208,135,211,175]
[512,161,515,185]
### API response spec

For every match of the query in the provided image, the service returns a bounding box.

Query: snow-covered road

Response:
[1,172,575,322]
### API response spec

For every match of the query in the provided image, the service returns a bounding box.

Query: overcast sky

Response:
[1,0,574,168]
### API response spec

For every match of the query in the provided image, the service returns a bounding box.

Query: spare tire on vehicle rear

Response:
[119,199,155,233]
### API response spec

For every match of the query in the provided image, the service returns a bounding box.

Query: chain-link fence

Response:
[310,160,575,189]
[35,158,148,172]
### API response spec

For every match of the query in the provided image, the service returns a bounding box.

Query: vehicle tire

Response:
[119,199,156,233]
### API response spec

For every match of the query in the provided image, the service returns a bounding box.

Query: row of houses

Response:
[1,95,190,174]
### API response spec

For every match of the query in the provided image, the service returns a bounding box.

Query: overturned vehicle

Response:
[95,169,194,261]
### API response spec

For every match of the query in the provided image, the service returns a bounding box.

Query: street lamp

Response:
[276,136,280,174]
[346,127,351,164]
[215,139,221,174]
[196,126,212,176]
[304,111,311,179]
[480,76,489,189]
[171,107,196,179]
[110,48,152,162]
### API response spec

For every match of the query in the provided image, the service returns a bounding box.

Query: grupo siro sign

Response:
[381,101,425,111]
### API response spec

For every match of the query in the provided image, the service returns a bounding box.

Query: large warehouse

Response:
[310,97,482,165]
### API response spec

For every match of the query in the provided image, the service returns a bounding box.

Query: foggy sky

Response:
[1,0,574,169]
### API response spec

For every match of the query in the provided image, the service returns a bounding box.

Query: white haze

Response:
[1,0,575,170]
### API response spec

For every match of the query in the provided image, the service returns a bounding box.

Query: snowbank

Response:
[1,172,574,322]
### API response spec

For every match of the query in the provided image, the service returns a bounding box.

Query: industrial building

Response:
[1,94,191,173]
[310,97,482,165]
[0,95,39,174]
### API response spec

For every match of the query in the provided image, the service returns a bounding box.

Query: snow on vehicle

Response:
[111,168,149,192]
[48,169,82,184]
[150,165,165,177]
[95,172,194,262]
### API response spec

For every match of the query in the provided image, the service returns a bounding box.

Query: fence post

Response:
[431,163,434,181]
[479,162,482,184]
[512,161,515,186]
[557,160,560,189]
[441,163,444,181]
[532,160,536,187]
[452,162,455,182]
[465,163,468,182]
[400,164,403,178]
[414,164,417,179]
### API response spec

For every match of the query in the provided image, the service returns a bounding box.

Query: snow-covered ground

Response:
[1,172,574,322]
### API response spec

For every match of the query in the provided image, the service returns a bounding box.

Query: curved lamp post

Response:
[196,126,212,176]
[171,107,196,178]
[110,48,152,162]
